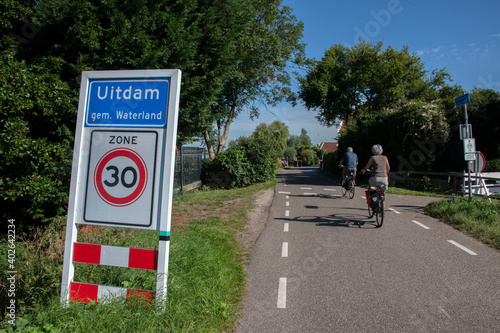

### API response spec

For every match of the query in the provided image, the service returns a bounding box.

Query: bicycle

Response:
[365,184,386,228]
[340,166,356,199]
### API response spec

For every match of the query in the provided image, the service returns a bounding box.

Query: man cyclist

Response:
[338,147,358,183]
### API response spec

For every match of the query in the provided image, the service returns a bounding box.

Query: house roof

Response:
[318,142,338,153]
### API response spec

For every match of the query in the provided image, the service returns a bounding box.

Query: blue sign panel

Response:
[85,79,170,127]
[455,93,470,108]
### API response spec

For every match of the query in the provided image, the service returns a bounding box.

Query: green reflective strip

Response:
[159,231,170,241]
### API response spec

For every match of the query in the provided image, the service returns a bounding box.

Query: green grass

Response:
[424,196,500,250]
[0,180,276,332]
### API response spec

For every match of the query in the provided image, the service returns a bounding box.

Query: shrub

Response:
[485,158,500,172]
[322,151,339,173]
[201,138,278,189]
[296,145,319,166]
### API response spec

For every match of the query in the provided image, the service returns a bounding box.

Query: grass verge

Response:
[1,180,276,332]
[424,196,500,251]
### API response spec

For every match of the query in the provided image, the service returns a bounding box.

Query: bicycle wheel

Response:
[348,181,355,199]
[375,199,384,227]
[367,204,374,218]
[341,181,347,196]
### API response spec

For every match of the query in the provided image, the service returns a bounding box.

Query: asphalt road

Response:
[237,166,500,333]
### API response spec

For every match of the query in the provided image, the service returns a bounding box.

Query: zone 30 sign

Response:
[67,70,181,230]
[61,70,181,306]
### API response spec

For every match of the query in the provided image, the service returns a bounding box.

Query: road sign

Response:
[85,79,170,128]
[62,70,181,308]
[463,138,476,154]
[459,124,473,140]
[465,153,476,161]
[455,93,470,107]
[469,152,485,173]
[84,131,157,227]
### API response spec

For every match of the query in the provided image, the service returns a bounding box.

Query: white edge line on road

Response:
[412,220,430,229]
[279,191,291,194]
[285,210,289,217]
[388,208,401,214]
[284,223,289,232]
[277,277,287,308]
[282,242,288,257]
[447,240,477,255]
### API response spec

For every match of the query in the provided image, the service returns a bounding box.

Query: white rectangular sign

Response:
[463,138,476,154]
[465,153,477,161]
[84,130,158,227]
[61,70,181,307]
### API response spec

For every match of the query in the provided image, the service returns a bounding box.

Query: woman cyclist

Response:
[361,144,390,189]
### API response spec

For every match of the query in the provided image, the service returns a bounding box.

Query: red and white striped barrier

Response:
[69,282,154,303]
[69,242,158,303]
[72,242,158,270]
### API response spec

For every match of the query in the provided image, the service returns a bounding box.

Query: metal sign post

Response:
[61,70,181,308]
[455,92,473,201]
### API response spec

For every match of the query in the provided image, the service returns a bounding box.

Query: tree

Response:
[466,88,500,160]
[253,121,289,156]
[287,128,311,149]
[0,52,75,229]
[203,0,306,157]
[299,41,451,127]
[11,0,257,145]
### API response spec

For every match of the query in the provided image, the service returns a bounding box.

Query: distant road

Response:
[238,166,500,333]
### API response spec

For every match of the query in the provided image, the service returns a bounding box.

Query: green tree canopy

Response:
[466,88,500,160]
[253,121,289,156]
[11,0,264,144]
[299,41,452,127]
[203,0,306,157]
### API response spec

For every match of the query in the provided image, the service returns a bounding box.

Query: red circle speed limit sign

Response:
[84,130,157,227]
[94,148,148,206]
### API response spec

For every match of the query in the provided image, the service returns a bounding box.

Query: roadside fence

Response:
[174,146,207,194]
[387,171,500,199]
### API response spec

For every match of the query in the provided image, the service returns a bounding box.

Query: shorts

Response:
[343,168,356,178]
[369,176,388,189]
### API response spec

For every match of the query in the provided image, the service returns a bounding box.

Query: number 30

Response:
[104,166,137,188]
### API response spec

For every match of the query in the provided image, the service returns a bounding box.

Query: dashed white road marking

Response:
[388,208,401,214]
[285,210,289,217]
[282,242,288,257]
[277,278,287,308]
[284,223,289,232]
[279,191,291,194]
[300,187,312,190]
[324,188,337,191]
[447,240,477,255]
[412,220,430,229]
[286,201,289,206]
[303,193,317,196]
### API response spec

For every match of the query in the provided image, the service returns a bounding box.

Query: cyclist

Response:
[361,144,390,189]
[338,147,358,182]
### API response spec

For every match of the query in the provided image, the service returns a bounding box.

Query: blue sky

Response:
[227,0,500,146]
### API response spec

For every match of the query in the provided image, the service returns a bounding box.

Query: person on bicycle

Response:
[361,144,390,189]
[338,147,358,182]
